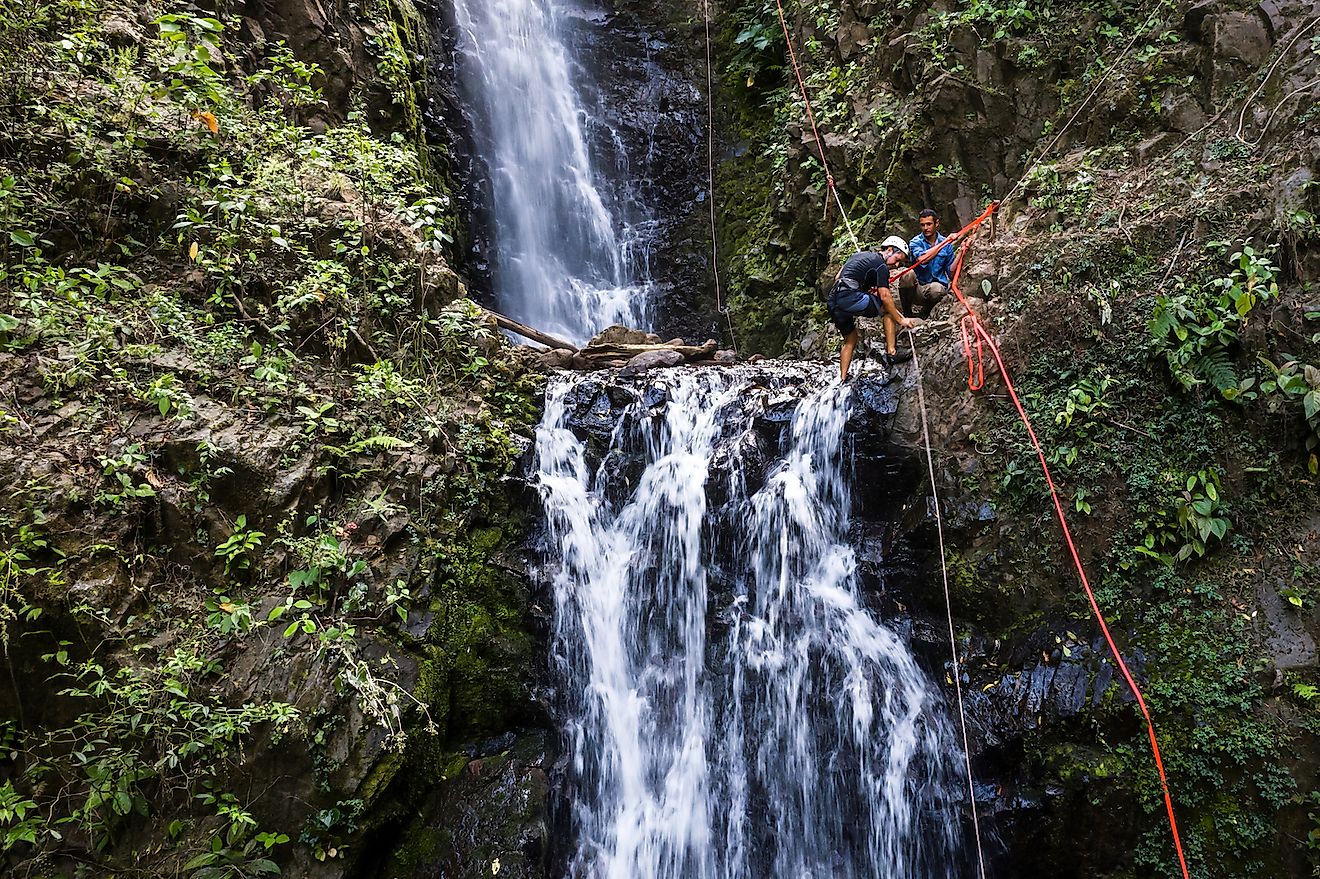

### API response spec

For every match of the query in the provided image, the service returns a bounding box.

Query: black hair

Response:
[918,208,939,221]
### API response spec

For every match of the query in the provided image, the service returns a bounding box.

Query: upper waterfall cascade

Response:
[533,365,966,878]
[451,0,657,344]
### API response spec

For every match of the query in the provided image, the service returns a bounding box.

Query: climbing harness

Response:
[763,1,1195,874]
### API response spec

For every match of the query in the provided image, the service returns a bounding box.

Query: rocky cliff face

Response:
[704,0,1320,875]
[0,1,555,877]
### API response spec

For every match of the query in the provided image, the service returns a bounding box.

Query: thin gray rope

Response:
[908,333,989,879]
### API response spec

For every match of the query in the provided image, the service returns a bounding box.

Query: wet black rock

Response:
[562,375,625,450]
[641,385,669,411]
[371,731,553,879]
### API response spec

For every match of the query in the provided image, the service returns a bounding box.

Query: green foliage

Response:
[10,641,298,869]
[1113,570,1292,878]
[1054,373,1112,431]
[95,443,158,507]
[246,40,325,118]
[298,798,363,863]
[155,12,226,110]
[1259,357,1320,472]
[728,0,787,86]
[0,2,543,874]
[0,780,43,851]
[1148,244,1280,399]
[960,0,1040,41]
[184,790,288,878]
[1172,469,1231,561]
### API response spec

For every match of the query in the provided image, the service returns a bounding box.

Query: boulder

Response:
[589,325,654,347]
[1159,91,1207,133]
[537,348,577,369]
[618,349,685,377]
[1206,11,1273,67]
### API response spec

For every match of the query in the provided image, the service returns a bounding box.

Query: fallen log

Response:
[484,309,578,352]
[580,340,718,361]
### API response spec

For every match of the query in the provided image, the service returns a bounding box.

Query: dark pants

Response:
[896,273,948,317]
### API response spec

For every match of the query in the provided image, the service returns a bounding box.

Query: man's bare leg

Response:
[878,290,913,354]
[840,329,860,381]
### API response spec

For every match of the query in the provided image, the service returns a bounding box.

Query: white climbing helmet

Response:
[880,235,910,257]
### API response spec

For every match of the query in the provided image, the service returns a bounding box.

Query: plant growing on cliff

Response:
[1259,357,1320,473]
[1172,469,1231,560]
[155,13,225,113]
[215,514,265,573]
[728,0,786,87]
[0,781,42,851]
[1148,244,1280,399]
[12,643,299,866]
[94,444,157,507]
[246,40,325,119]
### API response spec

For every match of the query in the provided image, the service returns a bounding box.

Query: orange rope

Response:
[946,211,1193,879]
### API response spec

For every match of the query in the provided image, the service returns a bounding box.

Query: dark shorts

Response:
[827,283,880,335]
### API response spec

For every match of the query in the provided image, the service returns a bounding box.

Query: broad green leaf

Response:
[1304,390,1320,421]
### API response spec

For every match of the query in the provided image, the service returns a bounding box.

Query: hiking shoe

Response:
[888,346,914,364]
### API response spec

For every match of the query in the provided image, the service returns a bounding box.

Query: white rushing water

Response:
[452,0,651,344]
[534,366,963,878]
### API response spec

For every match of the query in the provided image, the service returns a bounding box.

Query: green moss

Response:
[411,532,534,743]
[358,748,407,807]
[1039,742,1121,784]
[363,0,430,159]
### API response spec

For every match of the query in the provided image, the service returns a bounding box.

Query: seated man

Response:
[826,245,916,381]
[906,209,954,317]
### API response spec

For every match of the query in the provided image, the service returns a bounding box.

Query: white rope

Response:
[908,334,990,879]
[703,0,738,354]
[830,181,862,252]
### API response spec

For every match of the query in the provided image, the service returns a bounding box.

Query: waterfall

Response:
[534,365,965,878]
[451,0,653,344]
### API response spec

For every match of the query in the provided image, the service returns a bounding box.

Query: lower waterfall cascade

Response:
[532,364,967,878]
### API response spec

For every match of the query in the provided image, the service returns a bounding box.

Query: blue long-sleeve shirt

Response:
[908,232,954,287]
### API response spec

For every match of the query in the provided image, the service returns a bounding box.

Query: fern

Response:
[348,435,414,453]
[1147,294,1188,349]
[323,435,415,458]
[1196,348,1238,395]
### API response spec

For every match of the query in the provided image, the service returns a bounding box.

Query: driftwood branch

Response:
[482,309,728,372]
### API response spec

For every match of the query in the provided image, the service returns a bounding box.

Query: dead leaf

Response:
[188,241,199,261]
[191,110,219,134]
